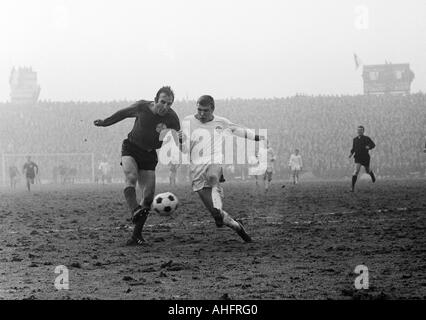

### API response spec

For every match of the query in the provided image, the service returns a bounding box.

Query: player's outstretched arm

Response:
[228,123,265,141]
[94,102,141,127]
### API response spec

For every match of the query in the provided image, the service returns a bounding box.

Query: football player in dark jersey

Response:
[23,156,39,192]
[94,86,181,246]
[349,126,376,192]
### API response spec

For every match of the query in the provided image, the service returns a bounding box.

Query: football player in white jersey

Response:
[181,95,265,243]
[264,141,276,193]
[248,152,264,189]
[248,141,275,194]
[288,149,303,184]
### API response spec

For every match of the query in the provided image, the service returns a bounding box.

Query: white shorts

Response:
[291,165,301,171]
[191,163,224,193]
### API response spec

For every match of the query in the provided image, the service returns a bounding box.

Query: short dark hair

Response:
[155,86,174,103]
[197,95,215,110]
[358,125,365,130]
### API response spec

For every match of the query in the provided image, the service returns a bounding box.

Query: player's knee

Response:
[124,172,138,186]
[202,199,219,216]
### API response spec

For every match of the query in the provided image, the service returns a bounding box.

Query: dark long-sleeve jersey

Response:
[23,161,38,176]
[102,100,180,150]
[350,135,376,159]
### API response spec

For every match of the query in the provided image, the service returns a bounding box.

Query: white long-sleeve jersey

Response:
[288,154,303,169]
[182,114,256,169]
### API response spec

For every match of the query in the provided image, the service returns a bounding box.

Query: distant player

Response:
[9,165,20,189]
[169,162,179,186]
[264,141,276,193]
[58,163,68,184]
[248,141,275,193]
[94,86,181,246]
[288,149,303,184]
[182,95,265,243]
[248,152,263,189]
[349,125,376,192]
[23,156,39,192]
[98,159,112,184]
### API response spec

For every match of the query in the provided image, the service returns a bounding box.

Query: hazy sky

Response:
[0,0,425,101]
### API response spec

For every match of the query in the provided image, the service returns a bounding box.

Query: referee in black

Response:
[349,125,376,192]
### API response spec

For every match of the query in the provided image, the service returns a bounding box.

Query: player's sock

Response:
[369,171,376,183]
[132,220,144,239]
[233,218,252,243]
[124,186,139,211]
[211,208,224,227]
[222,210,240,230]
[141,198,153,210]
[132,207,149,237]
[211,183,243,232]
[211,186,224,227]
[351,175,358,190]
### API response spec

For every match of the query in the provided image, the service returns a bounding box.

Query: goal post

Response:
[1,152,95,186]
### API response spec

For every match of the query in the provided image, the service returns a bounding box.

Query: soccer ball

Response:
[152,192,179,216]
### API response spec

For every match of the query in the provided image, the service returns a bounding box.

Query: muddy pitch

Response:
[1,179,425,300]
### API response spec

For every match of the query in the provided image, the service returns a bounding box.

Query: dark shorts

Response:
[26,173,35,179]
[121,139,158,171]
[354,156,370,168]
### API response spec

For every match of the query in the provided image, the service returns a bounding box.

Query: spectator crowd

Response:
[1,93,425,183]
